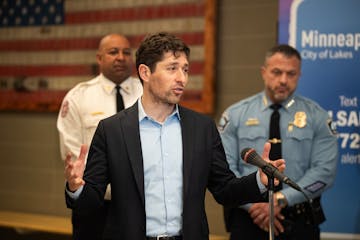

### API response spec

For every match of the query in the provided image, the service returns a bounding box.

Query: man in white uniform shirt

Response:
[57,33,143,239]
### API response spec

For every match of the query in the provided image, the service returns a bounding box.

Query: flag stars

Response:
[42,16,48,24]
[55,14,62,24]
[15,17,21,25]
[2,17,8,26]
[0,0,64,27]
[21,7,27,15]
[35,6,41,14]
[29,16,35,25]
[49,5,55,14]
[8,8,14,16]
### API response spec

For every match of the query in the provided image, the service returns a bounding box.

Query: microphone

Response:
[241,148,302,192]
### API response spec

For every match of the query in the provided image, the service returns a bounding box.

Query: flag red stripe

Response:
[0,32,204,51]
[0,89,202,112]
[0,90,68,112]
[0,61,204,77]
[0,38,100,51]
[66,3,204,24]
[0,65,94,77]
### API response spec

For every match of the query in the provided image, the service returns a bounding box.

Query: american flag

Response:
[0,0,215,113]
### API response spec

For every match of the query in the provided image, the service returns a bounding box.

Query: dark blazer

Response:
[66,102,264,240]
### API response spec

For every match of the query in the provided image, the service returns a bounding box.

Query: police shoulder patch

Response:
[327,119,337,135]
[61,100,69,118]
[218,112,230,132]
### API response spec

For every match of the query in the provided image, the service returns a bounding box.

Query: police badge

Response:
[293,111,307,128]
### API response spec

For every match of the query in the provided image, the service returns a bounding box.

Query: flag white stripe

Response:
[0,17,204,40]
[2,75,203,91]
[66,0,200,12]
[0,46,205,65]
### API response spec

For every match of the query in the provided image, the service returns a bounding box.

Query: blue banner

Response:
[279,0,360,237]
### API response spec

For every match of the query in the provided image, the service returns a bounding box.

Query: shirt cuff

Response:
[239,203,251,211]
[256,170,267,194]
[65,184,83,200]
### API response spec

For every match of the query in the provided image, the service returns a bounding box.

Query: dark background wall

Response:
[0,0,278,236]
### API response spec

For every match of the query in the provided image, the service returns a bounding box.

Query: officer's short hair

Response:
[265,44,301,64]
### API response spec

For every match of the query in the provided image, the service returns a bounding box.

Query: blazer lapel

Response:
[179,107,195,198]
[122,102,145,205]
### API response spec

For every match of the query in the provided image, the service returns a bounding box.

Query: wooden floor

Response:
[0,211,71,235]
[0,227,71,240]
[0,210,228,240]
[0,211,71,240]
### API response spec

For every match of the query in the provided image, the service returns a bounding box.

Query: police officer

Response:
[219,44,338,240]
[57,34,143,239]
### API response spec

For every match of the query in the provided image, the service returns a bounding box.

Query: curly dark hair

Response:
[135,32,190,82]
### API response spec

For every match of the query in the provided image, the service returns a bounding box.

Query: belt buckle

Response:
[157,235,170,240]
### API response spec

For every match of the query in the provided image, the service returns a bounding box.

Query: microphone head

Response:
[241,148,267,168]
[241,148,254,162]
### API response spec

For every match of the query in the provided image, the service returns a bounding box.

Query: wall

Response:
[0,112,68,216]
[0,0,278,236]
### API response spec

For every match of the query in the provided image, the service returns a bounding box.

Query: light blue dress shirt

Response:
[66,100,184,236]
[138,100,183,237]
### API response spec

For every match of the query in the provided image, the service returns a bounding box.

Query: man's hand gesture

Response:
[64,144,88,192]
[259,142,286,188]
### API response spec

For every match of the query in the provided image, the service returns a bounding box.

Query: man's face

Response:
[261,53,301,103]
[97,35,133,84]
[147,51,189,105]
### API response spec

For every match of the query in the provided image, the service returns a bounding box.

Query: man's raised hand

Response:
[64,144,88,192]
[259,142,286,187]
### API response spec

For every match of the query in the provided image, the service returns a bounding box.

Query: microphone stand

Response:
[267,175,275,240]
[266,173,306,240]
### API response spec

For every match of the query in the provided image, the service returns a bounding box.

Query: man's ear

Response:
[139,64,150,82]
[96,53,102,65]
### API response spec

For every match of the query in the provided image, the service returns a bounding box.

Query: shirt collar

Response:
[261,91,296,111]
[99,73,132,95]
[138,98,181,123]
